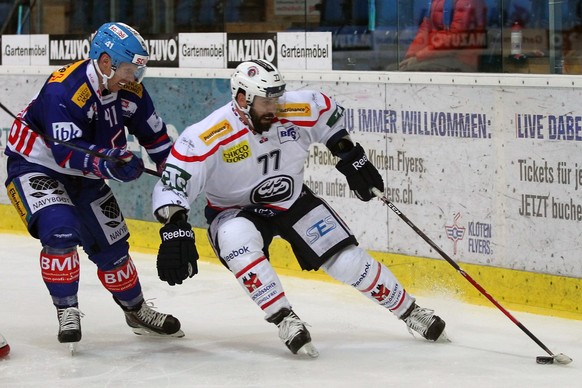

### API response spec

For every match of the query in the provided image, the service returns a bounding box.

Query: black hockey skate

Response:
[57,307,83,343]
[268,308,319,358]
[401,303,448,342]
[118,299,184,338]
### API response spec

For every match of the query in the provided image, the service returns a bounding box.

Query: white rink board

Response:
[1,67,581,279]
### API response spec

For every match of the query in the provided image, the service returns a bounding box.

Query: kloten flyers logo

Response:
[445,212,465,255]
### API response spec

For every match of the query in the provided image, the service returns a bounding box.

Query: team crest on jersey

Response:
[120,81,143,98]
[222,140,251,163]
[72,82,92,108]
[277,125,299,143]
[251,175,293,204]
[277,103,311,117]
[199,120,233,145]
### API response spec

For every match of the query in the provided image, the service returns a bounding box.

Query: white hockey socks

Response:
[321,245,414,317]
[217,217,291,318]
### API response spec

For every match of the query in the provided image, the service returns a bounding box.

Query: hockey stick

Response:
[371,187,572,365]
[0,101,161,177]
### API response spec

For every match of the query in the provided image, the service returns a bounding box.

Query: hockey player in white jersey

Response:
[152,59,447,357]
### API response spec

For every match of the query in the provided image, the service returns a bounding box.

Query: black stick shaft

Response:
[0,101,160,177]
[372,188,555,357]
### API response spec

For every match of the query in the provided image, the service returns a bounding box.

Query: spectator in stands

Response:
[399,0,488,72]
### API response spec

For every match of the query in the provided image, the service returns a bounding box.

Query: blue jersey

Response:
[5,59,171,178]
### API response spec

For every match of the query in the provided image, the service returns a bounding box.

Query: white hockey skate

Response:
[268,308,319,358]
[401,303,449,342]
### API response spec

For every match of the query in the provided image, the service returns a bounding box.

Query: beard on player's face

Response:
[249,106,275,134]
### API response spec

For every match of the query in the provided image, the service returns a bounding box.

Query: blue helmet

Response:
[89,22,149,69]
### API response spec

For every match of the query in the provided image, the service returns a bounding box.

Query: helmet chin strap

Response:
[234,98,257,132]
[92,59,116,92]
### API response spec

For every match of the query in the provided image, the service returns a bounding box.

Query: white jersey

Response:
[152,90,346,218]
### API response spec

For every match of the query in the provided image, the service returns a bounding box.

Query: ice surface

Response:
[0,234,580,387]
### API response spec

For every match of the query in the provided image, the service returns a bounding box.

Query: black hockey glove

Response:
[335,142,384,201]
[157,217,199,286]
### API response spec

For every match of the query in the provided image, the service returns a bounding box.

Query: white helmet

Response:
[230,59,286,106]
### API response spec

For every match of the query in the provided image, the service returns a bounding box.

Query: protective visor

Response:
[115,62,148,84]
[133,65,147,83]
[265,84,286,98]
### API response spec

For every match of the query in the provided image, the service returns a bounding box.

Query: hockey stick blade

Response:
[536,356,554,364]
[0,101,160,178]
[371,188,573,365]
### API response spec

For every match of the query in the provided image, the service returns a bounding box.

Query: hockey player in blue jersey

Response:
[152,59,447,358]
[4,22,183,347]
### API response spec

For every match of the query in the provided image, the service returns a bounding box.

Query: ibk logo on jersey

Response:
[52,122,82,142]
[445,212,465,255]
[242,272,262,292]
[371,284,390,302]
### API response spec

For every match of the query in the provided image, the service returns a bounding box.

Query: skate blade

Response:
[66,342,78,355]
[296,342,319,358]
[131,327,185,338]
[435,329,451,343]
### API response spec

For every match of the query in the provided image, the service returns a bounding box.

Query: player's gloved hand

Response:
[335,142,384,201]
[157,215,199,286]
[92,148,144,182]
